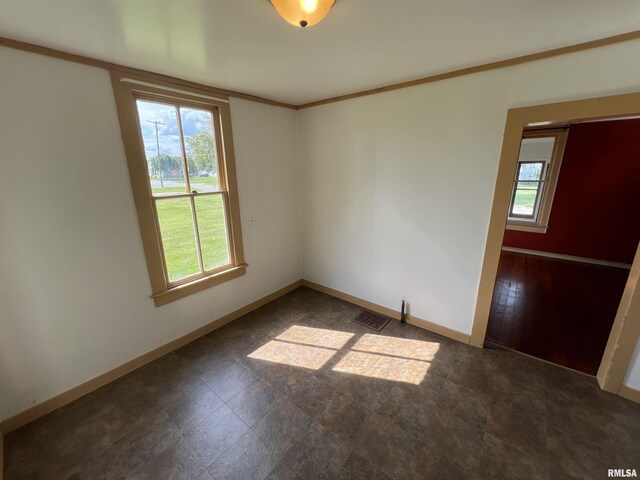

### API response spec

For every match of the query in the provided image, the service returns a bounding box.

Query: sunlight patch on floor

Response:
[248,340,336,370]
[332,351,430,384]
[247,324,440,383]
[276,325,354,349]
[352,334,439,362]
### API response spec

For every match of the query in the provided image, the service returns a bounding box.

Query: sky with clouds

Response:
[136,100,214,162]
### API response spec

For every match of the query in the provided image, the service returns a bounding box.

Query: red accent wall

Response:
[502,119,640,264]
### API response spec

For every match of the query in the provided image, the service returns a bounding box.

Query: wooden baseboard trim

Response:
[0,280,303,434]
[501,247,632,269]
[301,279,470,344]
[619,384,640,404]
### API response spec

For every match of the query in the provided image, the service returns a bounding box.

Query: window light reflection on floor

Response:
[247,324,440,385]
[248,340,337,370]
[332,351,429,385]
[276,325,354,349]
[351,333,439,362]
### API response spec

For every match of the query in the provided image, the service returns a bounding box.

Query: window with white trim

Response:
[507,129,568,233]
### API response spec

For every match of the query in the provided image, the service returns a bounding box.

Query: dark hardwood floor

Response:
[486,251,629,375]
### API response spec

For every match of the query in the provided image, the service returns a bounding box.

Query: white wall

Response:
[2,38,640,421]
[626,341,640,389]
[298,39,640,389]
[0,47,300,421]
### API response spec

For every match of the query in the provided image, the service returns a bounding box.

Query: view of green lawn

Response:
[156,193,230,282]
[512,185,539,215]
[150,175,219,194]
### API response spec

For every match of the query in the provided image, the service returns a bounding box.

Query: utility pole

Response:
[148,120,165,188]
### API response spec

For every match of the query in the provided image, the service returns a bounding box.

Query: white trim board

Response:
[501,247,632,269]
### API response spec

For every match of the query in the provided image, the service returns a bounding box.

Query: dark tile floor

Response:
[4,287,640,480]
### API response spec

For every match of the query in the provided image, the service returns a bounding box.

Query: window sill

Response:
[506,222,547,234]
[152,264,248,306]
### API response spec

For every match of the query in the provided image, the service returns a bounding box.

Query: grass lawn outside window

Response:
[112,72,246,305]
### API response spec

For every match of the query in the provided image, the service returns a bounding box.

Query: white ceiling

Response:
[1,0,639,105]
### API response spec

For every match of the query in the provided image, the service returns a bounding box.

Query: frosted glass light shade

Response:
[270,0,336,28]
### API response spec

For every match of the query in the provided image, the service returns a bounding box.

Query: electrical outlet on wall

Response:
[249,217,255,228]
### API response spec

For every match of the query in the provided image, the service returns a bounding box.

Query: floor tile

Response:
[446,346,498,398]
[130,436,213,480]
[279,422,351,480]
[252,398,314,459]
[335,453,391,480]
[264,463,304,480]
[376,373,445,442]
[396,440,475,480]
[547,425,614,480]
[287,373,336,418]
[183,404,250,467]
[165,381,224,431]
[311,388,369,443]
[328,372,392,413]
[201,360,258,402]
[352,413,425,480]
[422,380,491,470]
[80,407,181,479]
[227,380,281,427]
[485,376,547,456]
[479,433,547,480]
[5,287,640,480]
[208,431,282,480]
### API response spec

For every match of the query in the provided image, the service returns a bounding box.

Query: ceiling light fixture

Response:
[270,0,336,28]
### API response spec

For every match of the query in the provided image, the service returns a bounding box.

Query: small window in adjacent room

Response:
[111,73,246,306]
[506,128,568,233]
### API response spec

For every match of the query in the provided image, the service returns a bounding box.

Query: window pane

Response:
[518,162,544,181]
[180,107,220,193]
[517,181,540,189]
[195,195,231,270]
[136,100,187,196]
[519,137,555,162]
[511,183,540,217]
[156,198,201,282]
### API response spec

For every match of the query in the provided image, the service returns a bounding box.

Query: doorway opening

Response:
[470,92,640,395]
[486,118,639,375]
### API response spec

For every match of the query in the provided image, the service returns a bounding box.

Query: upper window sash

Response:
[506,128,568,233]
[111,72,246,306]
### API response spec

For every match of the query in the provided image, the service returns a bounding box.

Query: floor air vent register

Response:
[351,311,391,332]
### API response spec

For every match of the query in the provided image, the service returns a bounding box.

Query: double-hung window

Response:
[112,73,246,305]
[507,128,568,233]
